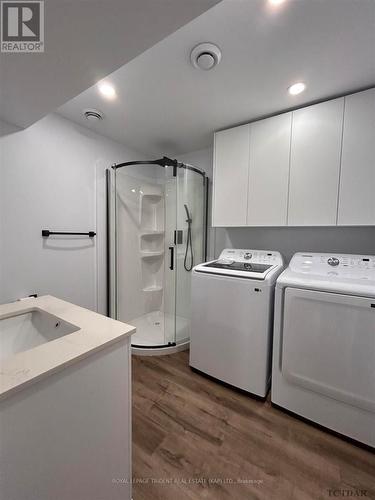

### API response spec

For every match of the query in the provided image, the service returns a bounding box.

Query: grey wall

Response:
[214,226,375,263]
[0,119,21,137]
[177,147,375,263]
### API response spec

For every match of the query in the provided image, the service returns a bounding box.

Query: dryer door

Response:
[281,288,375,413]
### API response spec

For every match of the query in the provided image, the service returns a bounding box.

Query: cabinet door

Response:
[213,124,250,226]
[247,113,291,226]
[288,98,344,226]
[338,89,375,225]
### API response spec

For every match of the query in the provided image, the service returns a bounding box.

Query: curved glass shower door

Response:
[174,166,205,346]
[109,160,206,351]
[112,163,177,348]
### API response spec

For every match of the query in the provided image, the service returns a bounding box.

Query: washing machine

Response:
[272,252,375,448]
[190,249,284,397]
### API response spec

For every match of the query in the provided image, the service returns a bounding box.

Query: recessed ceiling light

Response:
[98,81,116,99]
[269,0,286,6]
[288,82,306,95]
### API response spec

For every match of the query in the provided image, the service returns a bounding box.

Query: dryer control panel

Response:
[219,249,283,265]
[290,252,375,280]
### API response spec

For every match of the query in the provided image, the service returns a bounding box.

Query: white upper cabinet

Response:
[338,88,375,225]
[212,89,374,228]
[288,98,344,226]
[213,124,250,226]
[247,113,292,226]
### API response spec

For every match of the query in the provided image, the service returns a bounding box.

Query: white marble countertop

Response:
[0,295,135,401]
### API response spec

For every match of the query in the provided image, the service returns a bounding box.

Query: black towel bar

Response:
[42,230,96,238]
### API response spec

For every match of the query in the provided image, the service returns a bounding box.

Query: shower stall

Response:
[107,157,207,354]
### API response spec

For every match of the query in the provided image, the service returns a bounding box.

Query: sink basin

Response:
[0,308,80,363]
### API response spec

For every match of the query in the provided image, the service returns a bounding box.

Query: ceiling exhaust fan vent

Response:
[83,109,104,121]
[190,43,222,71]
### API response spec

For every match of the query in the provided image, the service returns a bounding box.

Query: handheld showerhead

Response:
[184,204,192,223]
[183,204,193,271]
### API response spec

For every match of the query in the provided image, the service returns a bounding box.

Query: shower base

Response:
[129,310,189,355]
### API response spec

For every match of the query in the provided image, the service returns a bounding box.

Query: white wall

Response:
[177,148,215,260]
[177,147,375,261]
[2,122,374,315]
[0,113,146,311]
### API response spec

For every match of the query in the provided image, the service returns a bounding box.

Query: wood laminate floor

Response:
[132,351,375,500]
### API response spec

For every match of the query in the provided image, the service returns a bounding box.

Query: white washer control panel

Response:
[219,249,283,265]
[290,252,375,280]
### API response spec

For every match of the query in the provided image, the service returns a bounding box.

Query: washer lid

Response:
[278,252,375,297]
[194,249,283,280]
[194,261,273,279]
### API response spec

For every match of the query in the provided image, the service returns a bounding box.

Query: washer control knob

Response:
[328,257,340,267]
[244,252,252,260]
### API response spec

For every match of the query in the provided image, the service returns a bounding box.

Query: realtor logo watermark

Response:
[1,1,44,52]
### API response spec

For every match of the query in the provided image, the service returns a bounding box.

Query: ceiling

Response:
[0,0,220,129]
[58,0,375,156]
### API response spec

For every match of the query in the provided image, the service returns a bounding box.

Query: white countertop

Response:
[0,296,135,401]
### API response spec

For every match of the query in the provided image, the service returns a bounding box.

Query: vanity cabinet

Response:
[287,98,344,226]
[337,88,375,225]
[213,124,250,226]
[247,112,291,226]
[212,88,374,227]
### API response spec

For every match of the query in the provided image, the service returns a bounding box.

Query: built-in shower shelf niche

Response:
[141,194,162,201]
[142,285,163,292]
[139,184,164,233]
[141,253,163,280]
[141,251,164,258]
[140,231,164,253]
[138,182,165,315]
[140,230,165,236]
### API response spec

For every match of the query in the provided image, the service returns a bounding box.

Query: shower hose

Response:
[184,204,194,272]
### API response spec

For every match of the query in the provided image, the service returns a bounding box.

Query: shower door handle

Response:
[169,246,174,270]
